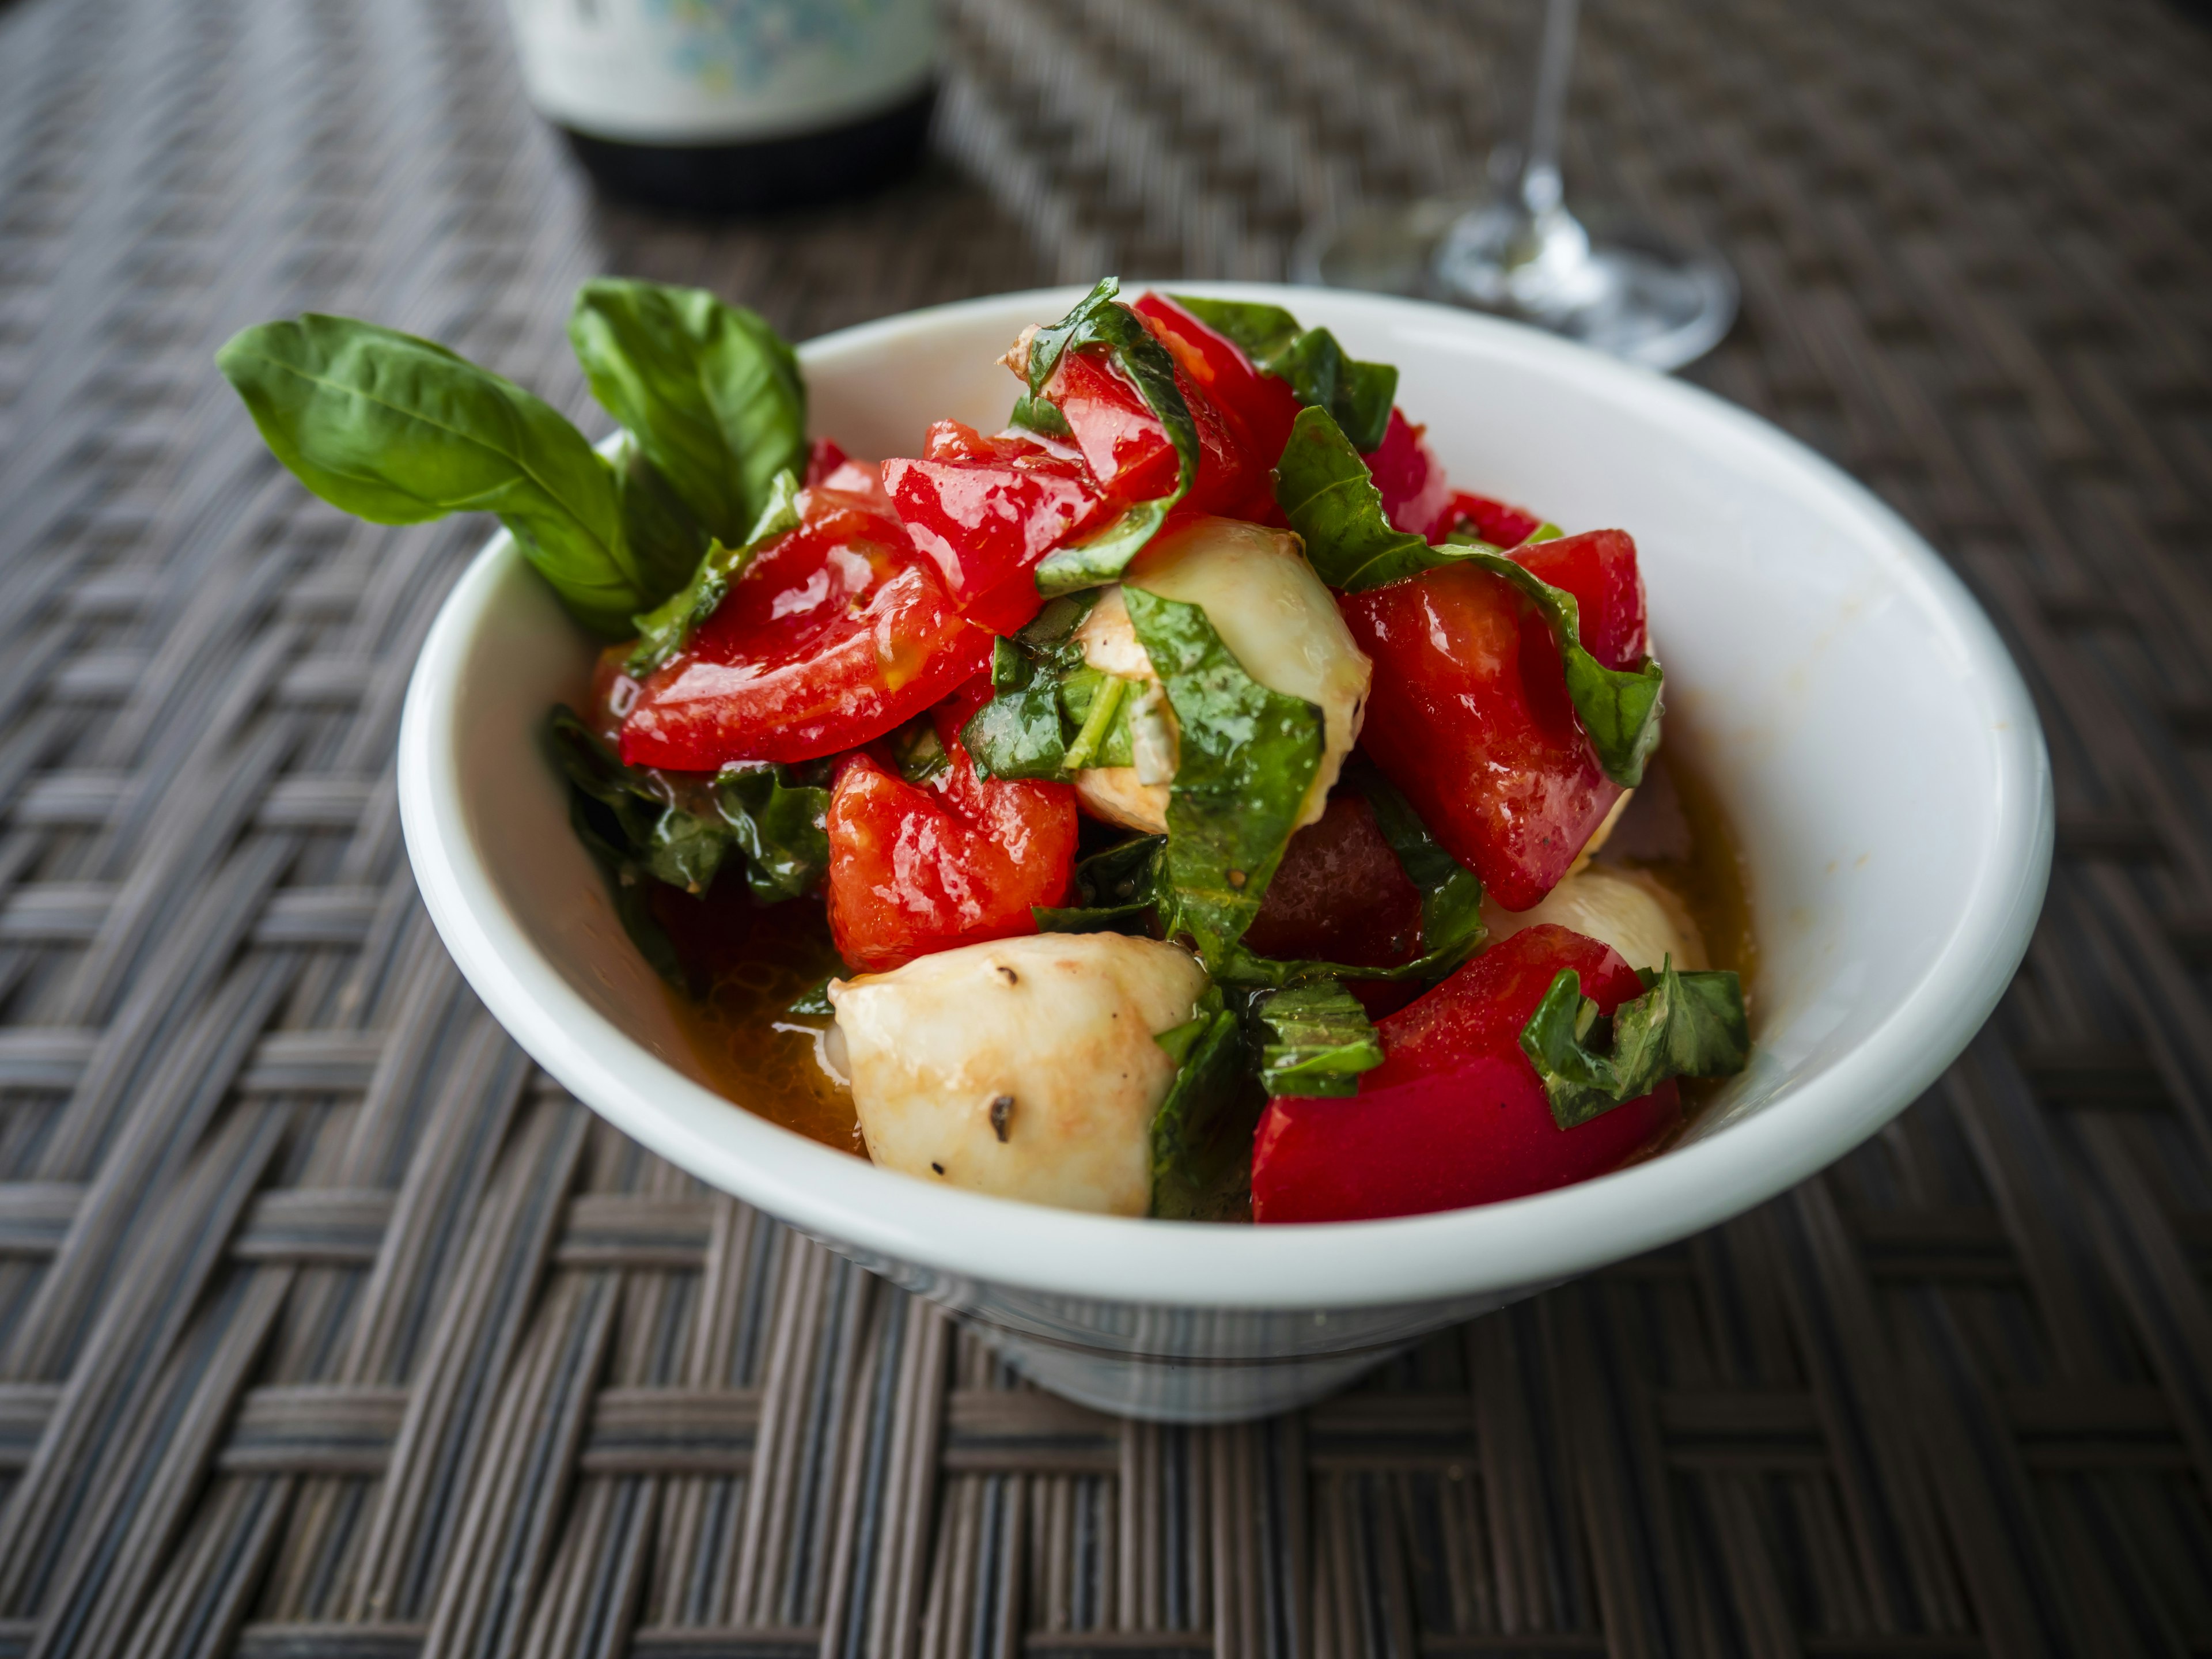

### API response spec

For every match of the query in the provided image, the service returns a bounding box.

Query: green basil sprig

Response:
[547,708,830,986]
[1518,956,1751,1130]
[1021,279,1200,595]
[1252,979,1385,1097]
[217,315,649,637]
[1277,405,1665,787]
[626,468,801,677]
[1166,294,1399,453]
[1149,986,1257,1221]
[568,278,808,546]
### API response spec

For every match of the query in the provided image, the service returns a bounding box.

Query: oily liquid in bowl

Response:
[655,747,1755,1193]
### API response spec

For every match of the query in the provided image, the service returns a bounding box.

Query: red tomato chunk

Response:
[1250,925,1680,1223]
[620,478,991,769]
[1243,791,1425,1017]
[1433,490,1544,548]
[825,681,1080,974]
[1341,528,1647,912]
[883,421,1108,636]
[1364,408,1453,540]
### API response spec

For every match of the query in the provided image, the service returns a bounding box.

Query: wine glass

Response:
[1292,0,1737,372]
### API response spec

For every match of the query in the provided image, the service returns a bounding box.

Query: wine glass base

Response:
[1292,199,1738,373]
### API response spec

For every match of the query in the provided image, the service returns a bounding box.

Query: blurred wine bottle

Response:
[505,0,938,214]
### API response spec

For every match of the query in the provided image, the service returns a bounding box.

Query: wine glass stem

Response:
[1493,0,1581,219]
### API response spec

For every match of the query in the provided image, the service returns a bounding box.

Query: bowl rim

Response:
[398,282,2053,1310]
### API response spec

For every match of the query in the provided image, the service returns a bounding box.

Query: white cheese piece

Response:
[827,933,1209,1215]
[1481,866,1707,974]
[1067,517,1371,834]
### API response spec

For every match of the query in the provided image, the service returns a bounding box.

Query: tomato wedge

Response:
[1243,791,1425,1016]
[882,421,1110,635]
[1131,293,1302,477]
[1250,925,1680,1222]
[1364,408,1453,539]
[1043,343,1263,522]
[824,680,1080,973]
[1432,489,1544,548]
[1340,528,1647,911]
[620,477,992,769]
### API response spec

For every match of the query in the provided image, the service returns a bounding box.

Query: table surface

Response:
[1,0,2209,1653]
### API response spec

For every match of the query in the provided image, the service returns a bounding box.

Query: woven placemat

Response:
[1,0,2209,1652]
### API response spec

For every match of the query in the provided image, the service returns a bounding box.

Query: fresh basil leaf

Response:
[1278,406,1664,786]
[548,706,736,893]
[1022,278,1196,589]
[888,714,950,785]
[1519,957,1750,1129]
[1149,987,1256,1221]
[568,278,807,544]
[1275,404,1444,590]
[1253,979,1385,1097]
[1033,834,1165,934]
[787,979,835,1018]
[626,468,801,677]
[217,313,639,636]
[565,787,692,992]
[615,440,711,605]
[959,595,1102,781]
[1036,497,1174,596]
[1122,586,1324,964]
[1349,766,1486,972]
[715,761,831,903]
[1008,391,1073,438]
[1166,294,1399,452]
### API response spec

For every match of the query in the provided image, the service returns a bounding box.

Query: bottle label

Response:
[506,0,937,144]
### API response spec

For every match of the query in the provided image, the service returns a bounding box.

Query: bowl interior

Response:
[405,285,2048,1308]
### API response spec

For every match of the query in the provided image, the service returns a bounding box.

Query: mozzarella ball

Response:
[1068,517,1371,834]
[827,932,1210,1215]
[1482,866,1706,974]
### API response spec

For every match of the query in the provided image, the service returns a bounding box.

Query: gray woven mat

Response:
[1,0,2209,1652]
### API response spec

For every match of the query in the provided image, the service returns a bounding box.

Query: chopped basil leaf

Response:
[1253,979,1385,1097]
[1008,391,1073,438]
[1278,406,1664,787]
[962,594,1134,782]
[889,714,950,785]
[1033,834,1165,934]
[1519,957,1750,1129]
[215,314,644,637]
[1022,278,1196,592]
[626,469,801,677]
[786,978,835,1018]
[1056,669,1140,770]
[1122,586,1325,965]
[715,760,832,904]
[547,706,828,925]
[1349,765,1487,972]
[1274,404,1441,589]
[1166,294,1399,452]
[1149,986,1257,1221]
[962,678,1067,780]
[568,278,808,546]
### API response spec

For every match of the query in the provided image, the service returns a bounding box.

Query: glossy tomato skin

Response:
[825,680,1080,973]
[1340,528,1647,912]
[1044,344,1260,522]
[1250,925,1679,1223]
[1130,293,1302,475]
[1431,489,1543,548]
[620,480,992,770]
[882,421,1108,635]
[1243,791,1425,1017]
[1365,409,1455,539]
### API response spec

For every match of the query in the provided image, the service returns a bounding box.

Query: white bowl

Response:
[398,285,2052,1422]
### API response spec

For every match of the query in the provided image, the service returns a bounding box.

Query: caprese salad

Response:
[219,277,1751,1225]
